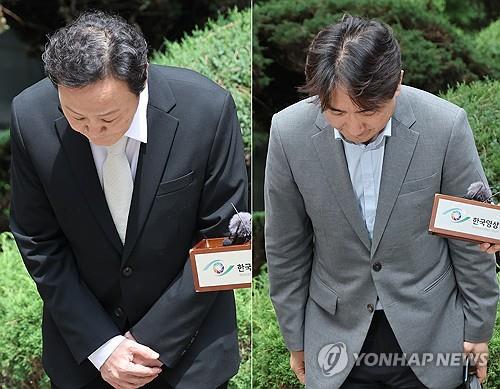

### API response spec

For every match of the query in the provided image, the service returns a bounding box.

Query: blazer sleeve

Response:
[9,98,121,364]
[264,114,313,352]
[130,92,247,368]
[440,108,499,342]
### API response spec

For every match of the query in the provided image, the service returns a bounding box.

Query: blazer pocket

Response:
[157,171,194,196]
[399,172,440,196]
[309,273,339,315]
[420,262,454,294]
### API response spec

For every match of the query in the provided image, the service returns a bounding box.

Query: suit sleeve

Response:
[130,92,247,368]
[9,98,121,364]
[440,108,499,342]
[264,115,313,351]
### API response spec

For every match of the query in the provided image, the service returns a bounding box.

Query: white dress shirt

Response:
[87,84,149,370]
[334,118,392,310]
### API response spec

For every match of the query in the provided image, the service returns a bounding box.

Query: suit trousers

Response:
[340,310,466,389]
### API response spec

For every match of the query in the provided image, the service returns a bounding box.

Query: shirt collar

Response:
[124,82,148,144]
[334,118,392,149]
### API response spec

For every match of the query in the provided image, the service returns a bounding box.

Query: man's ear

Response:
[394,70,404,97]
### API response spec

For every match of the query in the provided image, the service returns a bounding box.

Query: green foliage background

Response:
[440,79,500,191]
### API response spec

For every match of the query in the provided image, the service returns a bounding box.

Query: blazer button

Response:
[372,262,382,272]
[367,304,374,313]
[122,266,133,277]
[114,307,124,318]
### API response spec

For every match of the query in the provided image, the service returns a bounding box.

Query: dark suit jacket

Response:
[9,64,247,389]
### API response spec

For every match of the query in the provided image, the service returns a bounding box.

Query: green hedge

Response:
[152,8,251,153]
[475,20,500,76]
[0,129,10,229]
[0,233,48,388]
[440,79,500,190]
[443,0,499,31]
[231,288,251,389]
[254,0,496,93]
[252,265,500,389]
[252,266,302,389]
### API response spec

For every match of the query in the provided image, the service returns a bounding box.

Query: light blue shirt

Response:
[334,119,392,310]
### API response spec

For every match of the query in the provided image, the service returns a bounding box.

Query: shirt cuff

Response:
[88,335,126,370]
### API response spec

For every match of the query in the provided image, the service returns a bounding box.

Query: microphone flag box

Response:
[428,194,500,244]
[189,238,251,292]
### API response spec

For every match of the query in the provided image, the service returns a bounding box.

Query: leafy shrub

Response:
[444,0,499,31]
[252,211,266,275]
[252,267,302,388]
[231,288,251,389]
[475,19,500,76]
[0,130,10,231]
[0,232,49,388]
[440,79,500,191]
[151,8,251,152]
[486,292,500,389]
[253,0,496,131]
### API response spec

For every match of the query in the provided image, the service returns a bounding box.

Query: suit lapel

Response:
[121,66,179,264]
[121,106,179,264]
[55,117,123,254]
[312,112,371,251]
[371,92,419,257]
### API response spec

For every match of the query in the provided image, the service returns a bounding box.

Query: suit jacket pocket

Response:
[157,171,194,196]
[399,172,440,196]
[420,262,454,294]
[309,273,338,315]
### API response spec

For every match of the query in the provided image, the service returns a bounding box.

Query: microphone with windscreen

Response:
[464,181,499,204]
[223,204,251,246]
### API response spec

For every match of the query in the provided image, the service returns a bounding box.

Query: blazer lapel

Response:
[371,93,419,257]
[312,112,371,251]
[55,117,123,254]
[121,107,179,264]
[122,68,179,264]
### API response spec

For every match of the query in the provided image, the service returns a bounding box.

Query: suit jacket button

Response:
[367,304,374,313]
[372,262,382,272]
[114,307,124,318]
[122,267,133,277]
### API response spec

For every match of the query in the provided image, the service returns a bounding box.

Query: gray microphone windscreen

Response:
[229,212,252,239]
[465,181,492,202]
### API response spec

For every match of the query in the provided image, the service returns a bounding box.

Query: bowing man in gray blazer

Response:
[264,15,499,389]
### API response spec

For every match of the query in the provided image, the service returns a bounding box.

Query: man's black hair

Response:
[299,15,402,111]
[42,10,148,95]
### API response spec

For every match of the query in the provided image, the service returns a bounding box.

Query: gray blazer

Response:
[264,85,499,389]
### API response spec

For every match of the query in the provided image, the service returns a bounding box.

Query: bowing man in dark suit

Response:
[9,10,247,389]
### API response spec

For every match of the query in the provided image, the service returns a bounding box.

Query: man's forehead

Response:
[328,87,389,112]
[58,80,125,115]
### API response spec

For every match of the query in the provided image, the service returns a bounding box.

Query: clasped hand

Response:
[100,331,163,389]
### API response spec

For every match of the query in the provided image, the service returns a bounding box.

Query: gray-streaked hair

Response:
[42,10,148,95]
[299,15,401,112]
